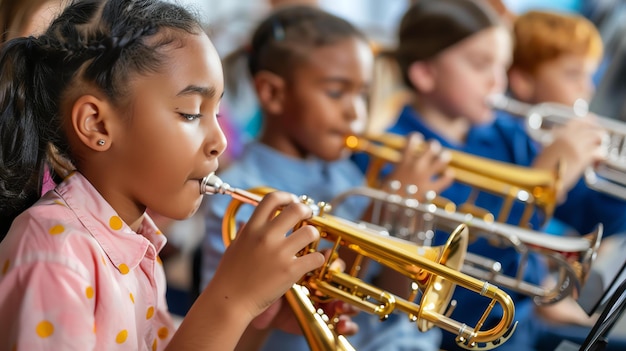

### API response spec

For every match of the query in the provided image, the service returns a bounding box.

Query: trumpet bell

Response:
[202,174,518,350]
[329,185,603,305]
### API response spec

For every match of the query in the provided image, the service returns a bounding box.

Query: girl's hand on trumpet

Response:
[248,248,360,336]
[203,191,325,333]
[385,132,455,201]
[532,117,607,200]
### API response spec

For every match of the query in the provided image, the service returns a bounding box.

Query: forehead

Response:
[132,32,224,95]
[291,38,373,81]
[445,26,511,58]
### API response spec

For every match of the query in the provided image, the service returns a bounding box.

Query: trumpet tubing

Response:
[201,174,517,350]
[330,186,603,305]
[489,94,626,201]
[345,133,561,227]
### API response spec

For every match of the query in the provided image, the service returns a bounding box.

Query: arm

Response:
[166,191,325,351]
[0,261,96,349]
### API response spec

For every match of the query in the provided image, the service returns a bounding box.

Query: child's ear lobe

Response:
[407,61,436,93]
[71,95,114,151]
[254,70,286,115]
[508,68,535,102]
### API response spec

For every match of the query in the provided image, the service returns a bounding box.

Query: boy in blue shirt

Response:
[201,5,446,351]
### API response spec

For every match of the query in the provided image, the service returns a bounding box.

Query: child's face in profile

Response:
[527,54,599,106]
[106,32,226,220]
[279,37,373,161]
[427,26,511,125]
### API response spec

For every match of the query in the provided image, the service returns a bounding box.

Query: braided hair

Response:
[246,5,367,79]
[0,0,203,237]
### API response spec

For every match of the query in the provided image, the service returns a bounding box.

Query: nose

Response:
[490,66,508,95]
[204,117,227,159]
[344,94,367,122]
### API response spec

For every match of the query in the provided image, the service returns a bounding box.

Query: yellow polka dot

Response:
[116,329,128,344]
[152,339,157,351]
[93,323,96,333]
[156,230,163,235]
[54,200,65,206]
[36,320,54,338]
[129,293,135,304]
[156,256,162,265]
[109,216,123,230]
[85,286,94,299]
[118,263,129,274]
[48,224,65,235]
[146,306,154,319]
[2,259,10,275]
[101,255,106,266]
[157,327,169,340]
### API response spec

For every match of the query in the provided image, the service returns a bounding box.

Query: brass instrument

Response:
[201,173,517,350]
[345,133,561,228]
[489,94,626,201]
[330,185,603,305]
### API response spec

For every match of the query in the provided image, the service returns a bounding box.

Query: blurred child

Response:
[200,5,448,351]
[0,0,359,349]
[507,10,616,224]
[508,10,602,108]
[353,0,626,350]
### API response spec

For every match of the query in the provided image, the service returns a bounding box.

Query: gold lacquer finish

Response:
[345,133,562,228]
[330,186,603,305]
[201,174,517,350]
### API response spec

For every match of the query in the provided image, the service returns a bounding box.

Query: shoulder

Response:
[0,199,102,278]
[493,111,528,135]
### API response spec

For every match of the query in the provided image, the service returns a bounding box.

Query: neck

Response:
[411,96,471,144]
[258,120,310,160]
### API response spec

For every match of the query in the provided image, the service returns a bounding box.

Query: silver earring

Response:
[97,139,106,146]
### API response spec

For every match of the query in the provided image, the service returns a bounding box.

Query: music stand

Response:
[579,277,626,351]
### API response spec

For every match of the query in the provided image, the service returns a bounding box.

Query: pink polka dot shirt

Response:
[0,172,174,350]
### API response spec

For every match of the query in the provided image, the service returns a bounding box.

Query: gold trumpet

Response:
[488,94,626,201]
[201,173,517,350]
[330,186,603,305]
[345,133,562,228]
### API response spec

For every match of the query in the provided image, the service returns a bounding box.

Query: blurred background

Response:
[161,0,626,330]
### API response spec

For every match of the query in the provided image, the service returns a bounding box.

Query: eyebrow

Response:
[320,77,370,90]
[176,85,223,99]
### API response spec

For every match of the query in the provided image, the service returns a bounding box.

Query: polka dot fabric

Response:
[0,172,174,350]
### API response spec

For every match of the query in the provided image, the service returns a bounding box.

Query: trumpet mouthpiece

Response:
[200,173,232,195]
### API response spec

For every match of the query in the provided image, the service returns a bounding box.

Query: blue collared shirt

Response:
[353,105,626,350]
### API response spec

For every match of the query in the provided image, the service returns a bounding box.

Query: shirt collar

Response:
[394,105,500,150]
[54,172,167,273]
[243,141,333,180]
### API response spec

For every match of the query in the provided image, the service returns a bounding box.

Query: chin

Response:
[469,110,496,126]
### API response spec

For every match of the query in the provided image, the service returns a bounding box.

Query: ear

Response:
[508,67,535,102]
[407,61,436,93]
[70,95,115,151]
[253,70,286,115]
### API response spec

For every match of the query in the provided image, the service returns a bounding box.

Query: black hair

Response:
[396,0,502,88]
[0,0,203,238]
[246,5,367,78]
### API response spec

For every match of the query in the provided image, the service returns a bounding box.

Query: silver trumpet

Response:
[488,94,626,200]
[330,185,603,305]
